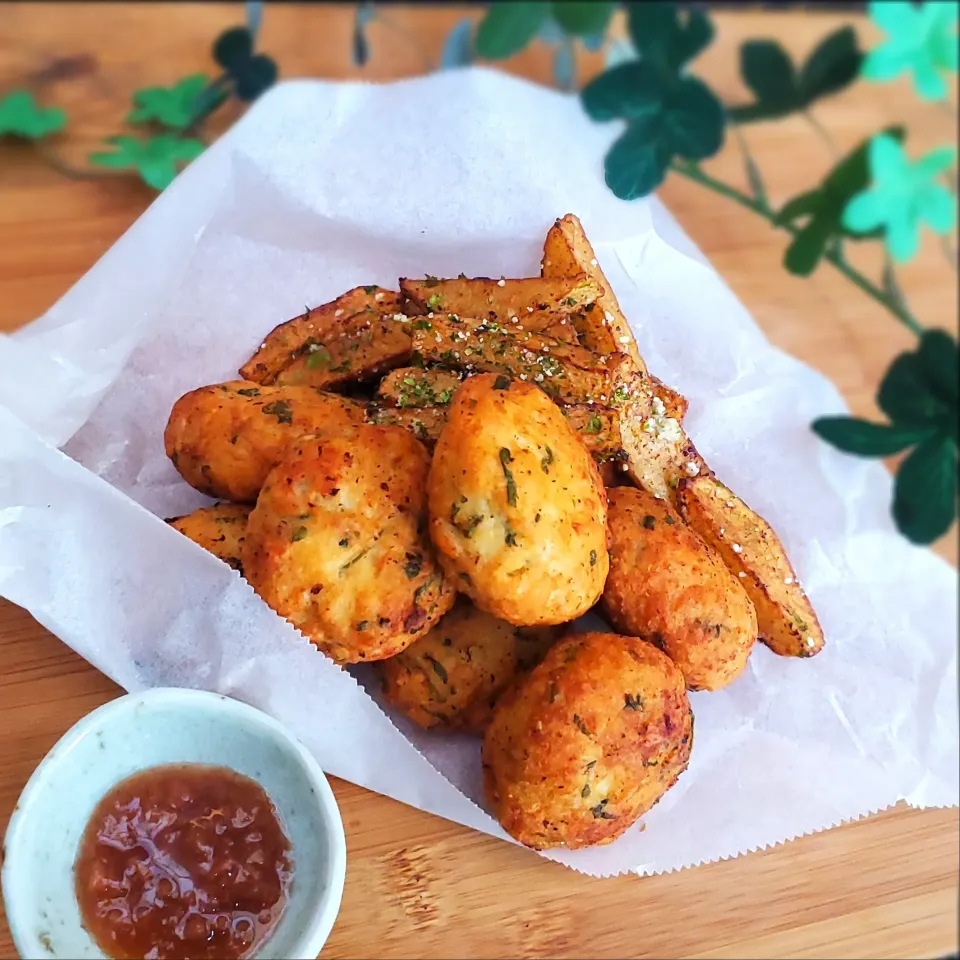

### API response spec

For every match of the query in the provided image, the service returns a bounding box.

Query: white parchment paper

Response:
[0,70,956,877]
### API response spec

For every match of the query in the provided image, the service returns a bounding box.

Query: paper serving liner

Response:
[0,70,956,878]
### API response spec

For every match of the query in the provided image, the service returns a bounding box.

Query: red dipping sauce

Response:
[74,764,293,960]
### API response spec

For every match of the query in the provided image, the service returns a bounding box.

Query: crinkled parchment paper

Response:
[0,70,956,877]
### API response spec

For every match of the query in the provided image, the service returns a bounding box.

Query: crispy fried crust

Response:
[482,631,693,850]
[166,502,252,573]
[411,314,616,405]
[163,380,366,503]
[378,600,558,732]
[428,374,608,626]
[240,286,403,384]
[602,487,757,691]
[542,214,646,372]
[242,424,455,663]
[400,274,601,323]
[676,476,824,658]
[366,403,449,447]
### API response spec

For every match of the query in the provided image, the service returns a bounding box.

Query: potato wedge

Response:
[614,371,710,501]
[411,314,615,404]
[166,502,251,573]
[562,404,626,466]
[542,214,646,371]
[366,403,449,446]
[648,373,688,424]
[400,274,601,322]
[676,475,824,658]
[377,366,464,408]
[274,311,411,390]
[239,285,404,384]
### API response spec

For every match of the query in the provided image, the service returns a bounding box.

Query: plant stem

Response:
[802,108,838,156]
[668,159,925,337]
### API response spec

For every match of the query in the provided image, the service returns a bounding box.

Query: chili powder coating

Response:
[73,764,292,960]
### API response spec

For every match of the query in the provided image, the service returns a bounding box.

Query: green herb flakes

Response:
[642,514,656,530]
[624,693,643,711]
[493,374,511,390]
[237,387,260,397]
[424,654,448,683]
[291,526,308,542]
[586,414,603,434]
[404,553,423,579]
[541,446,554,474]
[589,550,597,566]
[262,400,293,424]
[499,448,518,506]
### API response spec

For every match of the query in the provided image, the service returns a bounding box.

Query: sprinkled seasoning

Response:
[499,448,518,506]
[732,543,742,553]
[291,526,308,542]
[784,576,794,584]
[623,693,643,710]
[497,278,506,287]
[685,461,700,476]
[642,515,656,530]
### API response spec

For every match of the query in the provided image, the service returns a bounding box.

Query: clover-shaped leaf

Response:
[863,0,959,101]
[552,2,615,38]
[475,2,549,60]
[127,74,212,131]
[729,27,862,123]
[212,25,277,102]
[0,90,67,140]
[776,127,904,275]
[814,329,959,544]
[582,22,725,201]
[626,1,714,74]
[89,134,205,191]
[842,134,957,264]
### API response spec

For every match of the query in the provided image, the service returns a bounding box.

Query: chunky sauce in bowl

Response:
[74,764,292,960]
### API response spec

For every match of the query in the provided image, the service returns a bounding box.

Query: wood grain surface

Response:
[0,5,957,959]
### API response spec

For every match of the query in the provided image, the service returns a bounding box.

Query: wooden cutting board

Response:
[0,5,957,958]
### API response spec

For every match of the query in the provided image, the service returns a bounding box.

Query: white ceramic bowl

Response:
[2,687,346,960]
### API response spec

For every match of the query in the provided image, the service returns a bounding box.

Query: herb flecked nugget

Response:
[483,632,693,850]
[166,502,252,574]
[242,423,455,663]
[427,373,609,627]
[164,380,365,503]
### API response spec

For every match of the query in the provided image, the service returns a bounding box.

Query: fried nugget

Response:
[166,502,251,573]
[164,380,366,503]
[378,600,558,732]
[602,487,757,691]
[428,373,609,627]
[242,424,456,663]
[482,631,693,850]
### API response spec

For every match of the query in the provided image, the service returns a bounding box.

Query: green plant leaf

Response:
[213,26,253,69]
[604,118,671,199]
[663,77,724,159]
[878,351,949,426]
[551,1,615,38]
[784,217,834,275]
[798,25,862,103]
[671,9,714,68]
[881,259,907,313]
[777,189,822,224]
[475,2,549,60]
[812,416,935,456]
[0,90,67,140]
[626,1,711,73]
[232,54,278,101]
[917,329,960,408]
[89,133,204,190]
[580,61,662,121]
[742,148,767,205]
[741,40,796,109]
[127,74,210,131]
[892,433,958,544]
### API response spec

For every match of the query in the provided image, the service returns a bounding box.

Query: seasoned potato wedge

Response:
[273,311,411,390]
[240,285,403,384]
[542,214,645,371]
[377,366,464,408]
[400,274,601,322]
[366,403,449,446]
[562,404,626,467]
[648,373,688,424]
[676,476,824,658]
[166,502,252,573]
[412,314,616,405]
[164,380,367,503]
[378,600,558,732]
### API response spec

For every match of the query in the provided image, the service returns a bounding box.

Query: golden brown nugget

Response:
[378,601,559,732]
[602,487,757,691]
[164,380,366,503]
[482,632,693,850]
[240,285,403,384]
[166,502,252,573]
[242,424,455,663]
[428,374,608,626]
[677,476,824,658]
